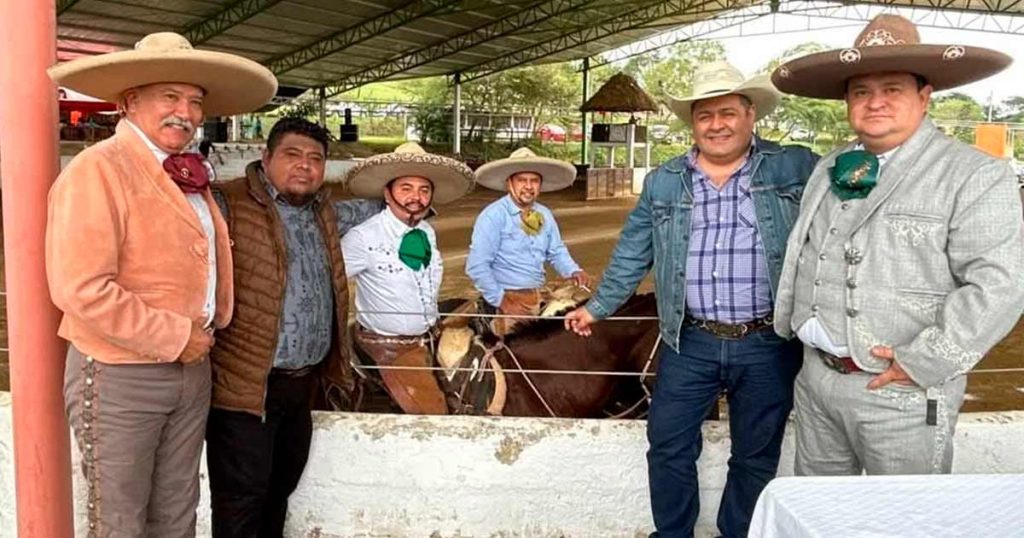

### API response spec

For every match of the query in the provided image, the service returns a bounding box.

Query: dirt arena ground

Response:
[370,182,1024,414]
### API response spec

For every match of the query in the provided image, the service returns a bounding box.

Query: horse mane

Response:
[504,293,656,344]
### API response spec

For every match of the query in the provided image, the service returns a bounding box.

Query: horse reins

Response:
[605,333,660,419]
[497,330,662,420]
[497,341,558,418]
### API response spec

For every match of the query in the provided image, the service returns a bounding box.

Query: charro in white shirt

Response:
[795,144,899,356]
[342,208,442,336]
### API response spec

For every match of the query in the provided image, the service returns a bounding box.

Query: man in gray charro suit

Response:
[770,14,1024,475]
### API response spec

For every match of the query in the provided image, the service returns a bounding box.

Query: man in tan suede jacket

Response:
[45,32,275,537]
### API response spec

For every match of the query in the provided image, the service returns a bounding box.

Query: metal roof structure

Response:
[56,0,1024,101]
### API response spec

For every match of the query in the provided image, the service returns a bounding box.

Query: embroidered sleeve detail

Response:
[888,217,941,247]
[896,295,943,316]
[923,326,981,374]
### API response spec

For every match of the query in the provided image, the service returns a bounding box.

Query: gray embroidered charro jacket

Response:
[774,118,1024,389]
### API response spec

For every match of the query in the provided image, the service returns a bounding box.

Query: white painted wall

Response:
[0,393,1021,537]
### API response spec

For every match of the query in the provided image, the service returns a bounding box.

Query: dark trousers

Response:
[206,370,316,538]
[647,325,801,538]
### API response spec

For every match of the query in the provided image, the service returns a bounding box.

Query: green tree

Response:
[996,96,1024,123]
[757,42,854,151]
[929,92,985,143]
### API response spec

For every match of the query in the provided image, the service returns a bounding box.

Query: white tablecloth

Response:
[749,474,1024,538]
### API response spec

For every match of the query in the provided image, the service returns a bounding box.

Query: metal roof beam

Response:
[323,0,611,97]
[460,0,759,83]
[266,0,463,76]
[182,0,284,46]
[839,0,1024,16]
[57,0,83,15]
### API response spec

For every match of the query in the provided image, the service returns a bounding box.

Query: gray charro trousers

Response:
[65,345,211,538]
[793,345,966,476]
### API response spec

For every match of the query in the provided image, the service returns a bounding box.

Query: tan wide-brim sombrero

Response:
[475,147,576,192]
[345,142,474,205]
[771,14,1011,100]
[47,32,277,117]
[665,61,781,125]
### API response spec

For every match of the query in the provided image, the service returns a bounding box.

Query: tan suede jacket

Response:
[46,121,234,363]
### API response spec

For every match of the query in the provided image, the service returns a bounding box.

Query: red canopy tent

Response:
[58,87,116,114]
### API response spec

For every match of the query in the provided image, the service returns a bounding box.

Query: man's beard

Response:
[512,190,535,207]
[402,201,428,226]
[280,190,317,206]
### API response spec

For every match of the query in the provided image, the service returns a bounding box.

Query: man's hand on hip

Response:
[179,319,214,364]
[866,345,917,390]
[564,307,595,337]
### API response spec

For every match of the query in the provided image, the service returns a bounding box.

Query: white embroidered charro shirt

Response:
[342,208,442,336]
[796,143,899,356]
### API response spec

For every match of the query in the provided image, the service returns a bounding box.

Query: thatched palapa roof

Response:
[580,73,658,113]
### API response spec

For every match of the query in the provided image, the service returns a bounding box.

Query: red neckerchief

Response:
[162,153,210,193]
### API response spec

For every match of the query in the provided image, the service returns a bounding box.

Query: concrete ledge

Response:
[0,393,1021,537]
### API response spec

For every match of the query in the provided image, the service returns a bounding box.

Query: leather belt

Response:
[817,350,863,374]
[270,364,316,378]
[684,315,773,340]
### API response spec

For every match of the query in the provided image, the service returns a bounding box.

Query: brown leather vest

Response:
[210,161,353,416]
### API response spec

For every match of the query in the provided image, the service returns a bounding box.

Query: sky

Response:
[628,6,1024,111]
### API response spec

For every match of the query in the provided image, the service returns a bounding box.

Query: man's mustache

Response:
[162,117,195,133]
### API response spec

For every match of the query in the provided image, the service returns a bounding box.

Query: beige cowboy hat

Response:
[475,147,576,192]
[771,14,1012,100]
[665,61,781,125]
[47,32,277,116]
[345,142,474,205]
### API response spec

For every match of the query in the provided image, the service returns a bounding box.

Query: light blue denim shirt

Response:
[466,195,581,306]
[586,137,819,351]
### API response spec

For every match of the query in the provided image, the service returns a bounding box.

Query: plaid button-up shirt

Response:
[684,145,773,323]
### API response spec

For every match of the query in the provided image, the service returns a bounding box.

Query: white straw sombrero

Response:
[344,142,474,205]
[47,32,277,116]
[475,148,576,192]
[665,61,780,125]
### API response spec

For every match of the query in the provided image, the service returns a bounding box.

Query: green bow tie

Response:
[520,208,544,236]
[829,150,879,201]
[398,228,432,271]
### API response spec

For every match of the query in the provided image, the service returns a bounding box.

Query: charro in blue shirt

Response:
[466,194,581,307]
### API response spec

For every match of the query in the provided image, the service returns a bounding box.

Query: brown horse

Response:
[491,293,660,417]
[347,294,660,418]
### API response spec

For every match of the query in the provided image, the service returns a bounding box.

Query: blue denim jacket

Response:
[586,137,818,351]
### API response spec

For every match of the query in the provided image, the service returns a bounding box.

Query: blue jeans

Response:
[647,325,801,538]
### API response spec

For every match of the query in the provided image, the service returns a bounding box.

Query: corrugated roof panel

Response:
[56,0,1021,94]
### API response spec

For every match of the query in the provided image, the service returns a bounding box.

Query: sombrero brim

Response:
[474,157,576,192]
[666,75,781,125]
[345,153,475,205]
[47,50,278,117]
[771,44,1012,100]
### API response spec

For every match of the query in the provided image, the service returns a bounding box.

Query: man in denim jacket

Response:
[565,61,817,538]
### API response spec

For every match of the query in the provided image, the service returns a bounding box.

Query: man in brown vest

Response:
[206,117,380,537]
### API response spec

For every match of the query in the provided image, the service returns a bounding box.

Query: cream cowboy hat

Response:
[345,142,474,205]
[474,148,576,192]
[47,32,277,116]
[665,61,781,125]
[771,14,1011,100]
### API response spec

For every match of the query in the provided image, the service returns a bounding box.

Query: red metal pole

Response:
[0,1,75,536]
